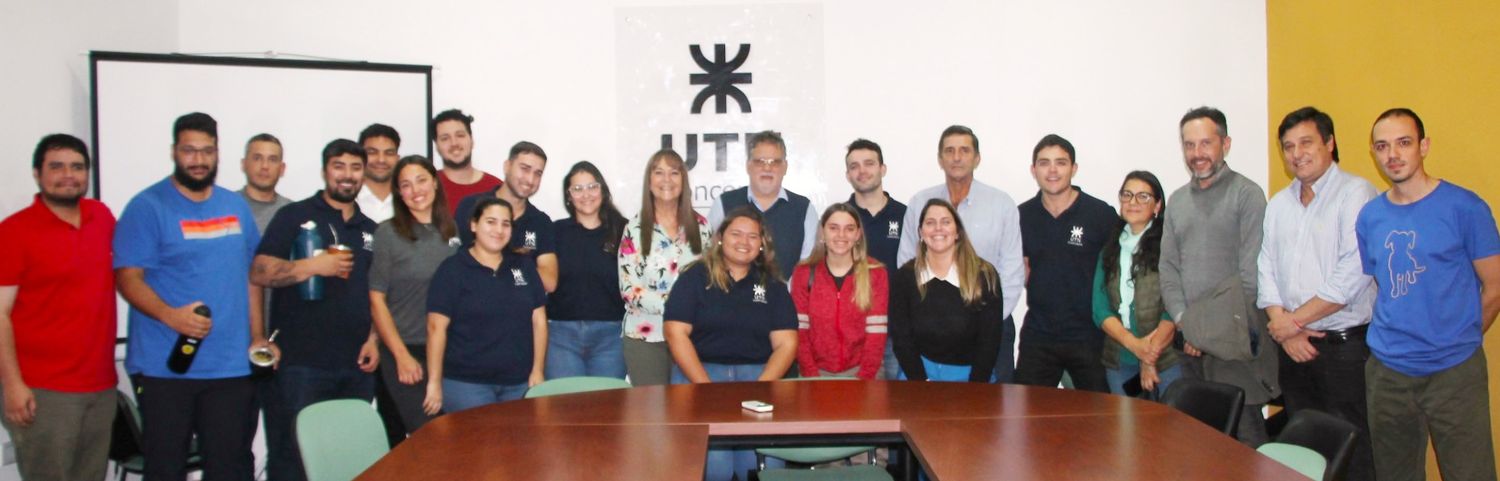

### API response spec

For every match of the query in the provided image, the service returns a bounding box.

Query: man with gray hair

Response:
[708,130,819,280]
[1159,107,1277,446]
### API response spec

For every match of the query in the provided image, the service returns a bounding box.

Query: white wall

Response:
[174,0,1270,219]
[0,1,1267,480]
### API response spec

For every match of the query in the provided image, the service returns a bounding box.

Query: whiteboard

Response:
[91,51,432,338]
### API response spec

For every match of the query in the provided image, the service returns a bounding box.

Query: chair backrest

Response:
[1160,378,1245,437]
[1276,409,1358,481]
[297,399,389,481]
[108,391,143,463]
[525,376,633,399]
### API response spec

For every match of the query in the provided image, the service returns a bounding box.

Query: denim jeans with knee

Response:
[671,362,785,481]
[545,320,626,379]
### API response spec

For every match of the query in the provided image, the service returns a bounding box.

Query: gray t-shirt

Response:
[238,188,293,233]
[369,220,458,344]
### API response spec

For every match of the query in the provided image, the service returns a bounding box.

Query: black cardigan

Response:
[888,261,1004,382]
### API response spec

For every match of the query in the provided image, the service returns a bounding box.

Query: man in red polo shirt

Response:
[0,134,118,481]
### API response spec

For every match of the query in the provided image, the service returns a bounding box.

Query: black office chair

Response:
[108,391,204,481]
[1160,378,1245,437]
[1274,409,1359,481]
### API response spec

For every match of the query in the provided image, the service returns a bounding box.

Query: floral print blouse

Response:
[619,213,711,343]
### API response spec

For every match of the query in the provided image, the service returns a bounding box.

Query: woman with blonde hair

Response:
[618,149,710,385]
[889,199,1004,382]
[791,203,889,379]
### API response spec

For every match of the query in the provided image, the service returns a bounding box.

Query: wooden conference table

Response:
[356,381,1304,480]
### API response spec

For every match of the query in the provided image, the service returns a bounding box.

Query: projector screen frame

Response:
[87,50,434,201]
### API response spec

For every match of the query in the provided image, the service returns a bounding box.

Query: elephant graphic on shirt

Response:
[1384,230,1427,298]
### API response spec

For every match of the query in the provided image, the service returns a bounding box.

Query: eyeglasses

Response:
[175,145,218,157]
[750,157,786,167]
[1118,191,1156,204]
[568,182,601,193]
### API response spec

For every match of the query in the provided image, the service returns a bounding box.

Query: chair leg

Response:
[757,452,767,471]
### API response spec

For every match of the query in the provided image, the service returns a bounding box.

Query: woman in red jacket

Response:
[791,203,889,379]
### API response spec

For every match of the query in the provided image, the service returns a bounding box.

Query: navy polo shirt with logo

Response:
[663,263,797,365]
[257,192,379,370]
[426,250,546,385]
[847,192,906,270]
[454,189,556,258]
[1017,188,1120,344]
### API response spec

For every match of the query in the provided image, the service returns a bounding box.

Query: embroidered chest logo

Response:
[524,231,538,249]
[1383,230,1426,298]
[511,269,528,286]
[448,237,461,248]
[887,221,900,239]
[1068,226,1084,246]
[752,284,768,304]
[362,232,375,251]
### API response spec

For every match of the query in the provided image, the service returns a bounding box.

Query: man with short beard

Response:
[114,112,266,479]
[430,109,501,215]
[0,134,119,481]
[238,133,292,232]
[357,124,401,223]
[1159,106,1277,446]
[251,139,380,481]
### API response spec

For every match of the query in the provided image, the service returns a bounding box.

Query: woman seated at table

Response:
[890,199,1004,382]
[664,207,797,481]
[1091,171,1181,397]
[422,197,548,415]
[791,203,889,380]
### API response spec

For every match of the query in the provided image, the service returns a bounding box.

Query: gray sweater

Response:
[1160,167,1266,320]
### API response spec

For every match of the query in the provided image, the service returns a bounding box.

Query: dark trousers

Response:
[1278,334,1375,481]
[1367,349,1496,481]
[134,375,256,481]
[1013,337,1110,392]
[264,366,374,481]
[990,315,1018,383]
[376,344,434,447]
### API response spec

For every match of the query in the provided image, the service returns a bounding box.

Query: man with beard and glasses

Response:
[114,112,265,479]
[238,133,292,233]
[0,134,118,481]
[357,124,401,223]
[251,139,380,481]
[430,109,501,216]
[1159,106,1277,447]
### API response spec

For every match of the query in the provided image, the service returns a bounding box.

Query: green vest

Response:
[1101,267,1180,371]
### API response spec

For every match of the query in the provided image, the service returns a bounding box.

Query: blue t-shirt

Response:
[114,179,261,379]
[663,263,797,365]
[257,193,378,371]
[1357,181,1500,376]
[426,250,547,385]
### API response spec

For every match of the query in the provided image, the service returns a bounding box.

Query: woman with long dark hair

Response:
[1091,170,1181,397]
[369,156,457,439]
[889,199,1004,382]
[618,149,710,385]
[423,197,547,413]
[663,206,797,481]
[791,203,889,379]
[546,161,629,379]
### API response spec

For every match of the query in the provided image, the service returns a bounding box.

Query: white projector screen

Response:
[91,51,432,338]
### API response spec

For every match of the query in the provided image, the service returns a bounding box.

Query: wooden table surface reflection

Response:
[355,381,1303,480]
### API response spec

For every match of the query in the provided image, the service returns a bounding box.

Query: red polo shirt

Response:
[0,195,117,392]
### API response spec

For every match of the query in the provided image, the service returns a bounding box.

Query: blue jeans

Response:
[670,362,785,481]
[898,356,995,382]
[882,337,901,380]
[545,320,626,379]
[991,315,1017,383]
[1106,363,1184,400]
[265,366,374,481]
[441,378,528,413]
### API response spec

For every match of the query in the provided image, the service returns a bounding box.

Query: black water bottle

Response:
[167,305,211,374]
